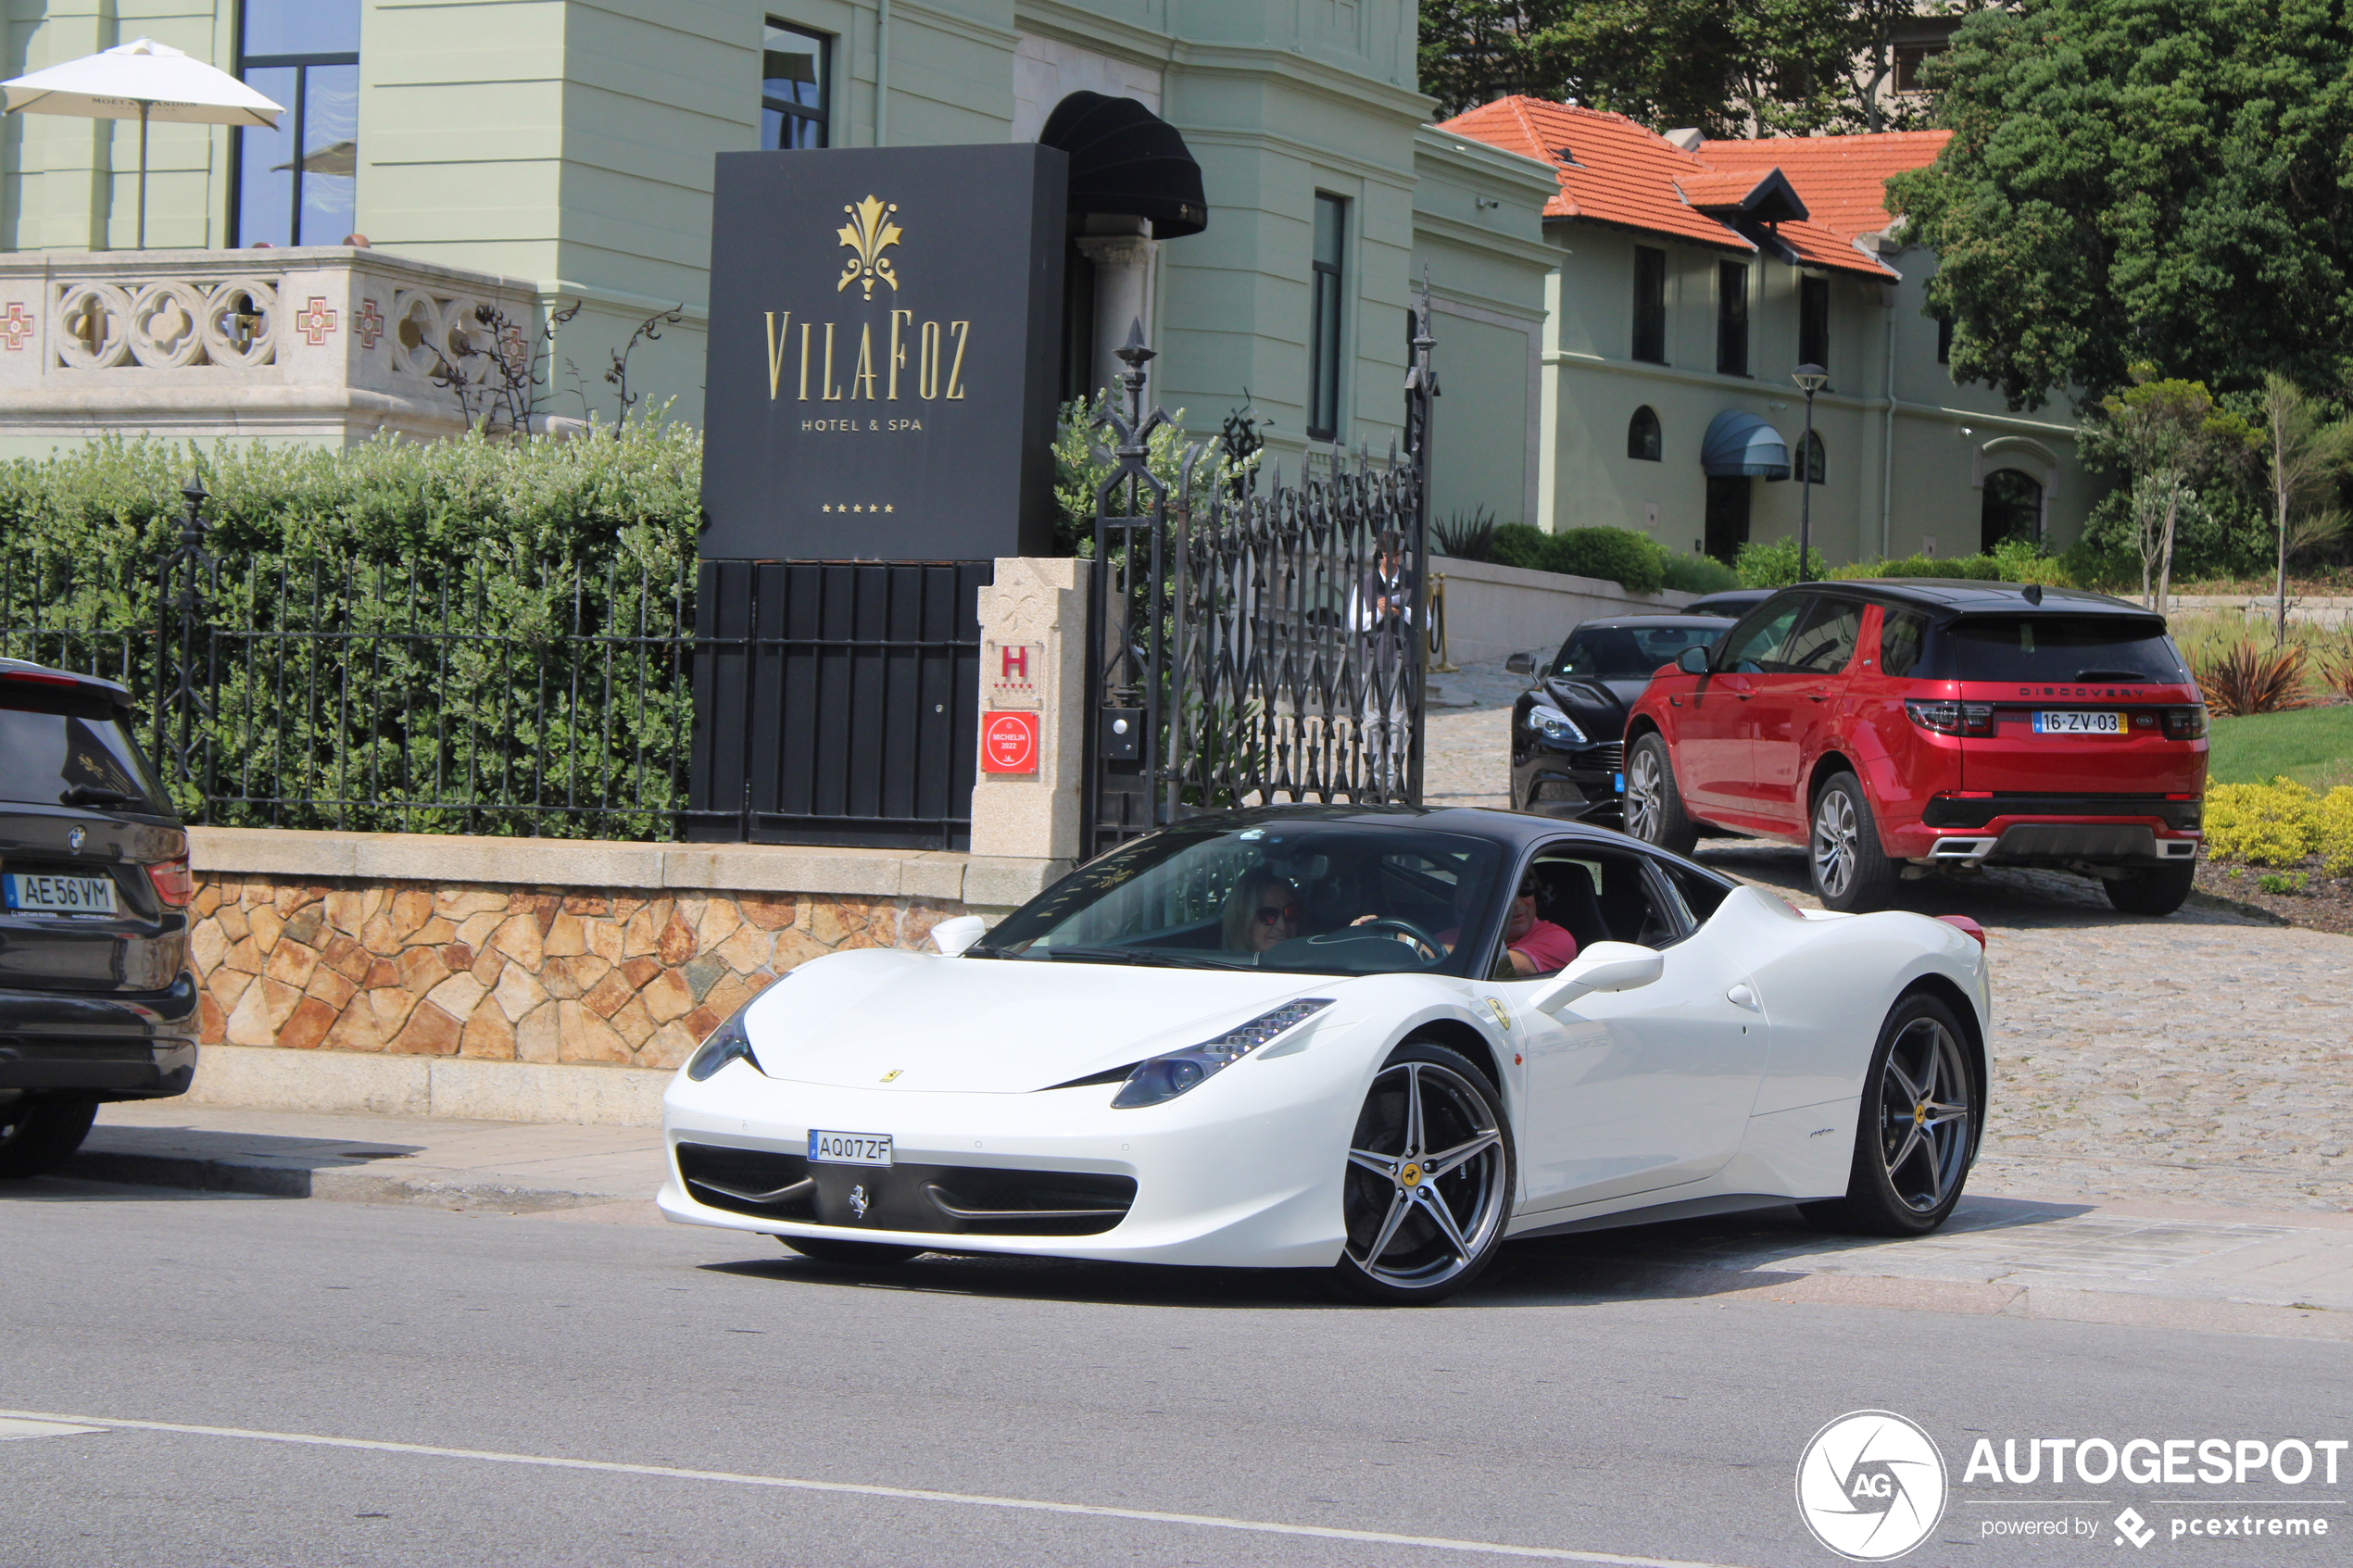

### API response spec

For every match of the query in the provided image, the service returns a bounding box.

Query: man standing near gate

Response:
[1352,530,1415,795]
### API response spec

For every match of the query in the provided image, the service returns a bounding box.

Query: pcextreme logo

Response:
[1795,1410,1950,1561]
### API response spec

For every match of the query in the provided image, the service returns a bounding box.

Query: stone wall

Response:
[191,878,959,1073]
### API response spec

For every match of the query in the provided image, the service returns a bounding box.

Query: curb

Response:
[62,1148,633,1213]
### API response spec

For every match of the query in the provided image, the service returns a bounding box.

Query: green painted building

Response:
[0,0,1556,524]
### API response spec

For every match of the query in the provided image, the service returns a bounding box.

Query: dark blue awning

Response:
[1702,410,1791,480]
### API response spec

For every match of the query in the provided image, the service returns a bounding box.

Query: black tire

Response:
[2103,859,2196,916]
[778,1236,925,1265]
[1809,771,1898,912]
[1329,1043,1516,1305]
[1802,992,1980,1237]
[0,1095,98,1179]
[1623,733,1697,856]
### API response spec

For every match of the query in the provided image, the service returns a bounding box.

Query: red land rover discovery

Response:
[1622,581,2208,914]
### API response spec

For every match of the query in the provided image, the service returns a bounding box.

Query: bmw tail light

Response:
[145,855,194,909]
[2162,705,2208,739]
[1905,700,1993,736]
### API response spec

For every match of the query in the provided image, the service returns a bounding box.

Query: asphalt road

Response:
[5,1183,2347,1567]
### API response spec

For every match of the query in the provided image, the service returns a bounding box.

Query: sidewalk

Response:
[67,1100,2353,1338]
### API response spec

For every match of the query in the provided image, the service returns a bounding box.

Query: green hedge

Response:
[1487,523,1675,596]
[0,424,702,836]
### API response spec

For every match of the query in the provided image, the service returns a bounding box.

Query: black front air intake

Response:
[675,1143,1136,1236]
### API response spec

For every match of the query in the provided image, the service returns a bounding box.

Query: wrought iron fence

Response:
[4,498,700,839]
[1086,289,1438,855]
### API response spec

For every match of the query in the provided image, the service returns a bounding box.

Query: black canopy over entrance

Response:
[1039,91,1207,237]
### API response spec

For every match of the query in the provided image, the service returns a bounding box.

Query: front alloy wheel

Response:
[1332,1044,1514,1304]
[1624,734,1696,855]
[1804,994,1979,1236]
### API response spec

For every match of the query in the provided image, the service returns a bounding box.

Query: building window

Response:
[1798,273,1830,373]
[1982,468,2045,553]
[762,21,829,149]
[1307,193,1347,441]
[1717,260,1749,377]
[1705,475,1751,563]
[233,0,360,247]
[1631,245,1667,363]
[1936,312,1954,364]
[1628,406,1662,461]
[1802,430,1826,484]
[1894,44,1943,93]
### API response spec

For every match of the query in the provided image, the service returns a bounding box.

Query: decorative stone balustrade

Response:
[0,246,548,452]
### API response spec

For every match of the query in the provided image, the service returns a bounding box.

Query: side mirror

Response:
[1676,646,1711,675]
[1504,650,1536,677]
[1530,941,1664,1015]
[931,914,988,957]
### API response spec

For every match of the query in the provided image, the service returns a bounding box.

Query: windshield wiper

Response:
[2071,669,2151,684]
[1037,946,1248,971]
[58,784,145,807]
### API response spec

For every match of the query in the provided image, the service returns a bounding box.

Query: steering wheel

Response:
[1335,918,1444,964]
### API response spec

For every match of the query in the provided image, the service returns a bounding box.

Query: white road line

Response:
[0,1406,1746,1567]
[0,1418,105,1440]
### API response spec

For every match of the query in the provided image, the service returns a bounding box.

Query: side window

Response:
[1655,859,1731,925]
[1507,847,1692,975]
[1718,596,1808,674]
[1881,607,1930,678]
[1780,596,1863,674]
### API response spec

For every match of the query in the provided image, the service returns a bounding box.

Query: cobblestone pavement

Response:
[1423,657,2353,1215]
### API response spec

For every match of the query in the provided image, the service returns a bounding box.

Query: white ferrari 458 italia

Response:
[660,807,1990,1304]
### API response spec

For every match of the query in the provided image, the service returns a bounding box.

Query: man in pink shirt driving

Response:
[1494,872,1578,976]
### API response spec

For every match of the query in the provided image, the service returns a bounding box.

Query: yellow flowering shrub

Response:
[2318,786,2353,874]
[2202,777,2320,865]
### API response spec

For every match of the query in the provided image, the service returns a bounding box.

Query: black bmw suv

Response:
[0,659,198,1177]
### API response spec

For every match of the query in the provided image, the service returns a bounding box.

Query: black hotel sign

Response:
[700,144,1068,560]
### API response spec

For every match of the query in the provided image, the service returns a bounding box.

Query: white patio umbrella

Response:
[1,38,283,249]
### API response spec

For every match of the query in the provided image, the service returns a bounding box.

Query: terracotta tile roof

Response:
[1695,130,1951,239]
[1435,96,1909,279]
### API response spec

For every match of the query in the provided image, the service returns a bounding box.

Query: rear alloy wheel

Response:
[1810,772,1897,912]
[778,1236,925,1266]
[1332,1044,1514,1305]
[2103,859,2196,917]
[1803,993,1979,1236]
[0,1095,98,1179]
[1624,734,1697,856]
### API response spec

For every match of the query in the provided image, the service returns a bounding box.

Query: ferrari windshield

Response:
[974,820,1506,976]
[1553,623,1723,683]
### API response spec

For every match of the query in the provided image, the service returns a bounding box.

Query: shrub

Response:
[1431,507,1500,562]
[2194,644,2312,716]
[2203,777,2320,864]
[1551,526,1667,596]
[1488,521,1554,571]
[2258,870,2309,895]
[1663,553,1740,595]
[2319,785,2353,873]
[1735,536,1829,588]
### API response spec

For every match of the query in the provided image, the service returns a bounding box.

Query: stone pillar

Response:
[970,557,1092,865]
[1075,219,1155,396]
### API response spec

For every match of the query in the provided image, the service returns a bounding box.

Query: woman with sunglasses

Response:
[1220,870,1302,957]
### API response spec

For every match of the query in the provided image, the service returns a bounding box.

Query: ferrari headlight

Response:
[1111,997,1334,1109]
[1526,705,1587,746]
[685,1005,763,1082]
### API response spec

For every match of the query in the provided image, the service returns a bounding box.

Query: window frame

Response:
[1935,312,1954,365]
[1631,245,1667,363]
[1797,272,1830,373]
[230,3,361,249]
[1627,405,1663,462]
[1802,429,1826,485]
[761,19,831,150]
[1717,260,1750,377]
[1306,192,1348,442]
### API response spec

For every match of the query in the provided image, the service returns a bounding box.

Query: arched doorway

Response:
[1981,467,2044,554]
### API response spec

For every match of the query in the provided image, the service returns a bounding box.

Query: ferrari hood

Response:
[739,948,1349,1093]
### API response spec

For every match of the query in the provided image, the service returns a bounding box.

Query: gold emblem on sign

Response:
[837,195,903,298]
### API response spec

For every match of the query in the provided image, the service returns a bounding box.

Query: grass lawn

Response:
[2207,704,2353,788]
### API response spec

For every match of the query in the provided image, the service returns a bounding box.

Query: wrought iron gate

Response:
[1085,288,1439,857]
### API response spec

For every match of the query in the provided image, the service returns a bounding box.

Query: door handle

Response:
[1732,692,1753,701]
[1807,694,1829,703]
[1726,983,1759,1010]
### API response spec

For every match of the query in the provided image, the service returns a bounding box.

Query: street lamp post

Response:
[1792,362,1828,583]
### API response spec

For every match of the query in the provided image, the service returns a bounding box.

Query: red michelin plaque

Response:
[980,710,1039,774]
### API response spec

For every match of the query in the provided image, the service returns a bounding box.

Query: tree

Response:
[1417,2,1949,134]
[1888,0,2353,412]
[2078,375,2258,609]
[2254,375,2353,644]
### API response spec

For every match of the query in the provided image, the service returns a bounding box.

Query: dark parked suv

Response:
[0,659,198,1176]
[1623,582,2208,914]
